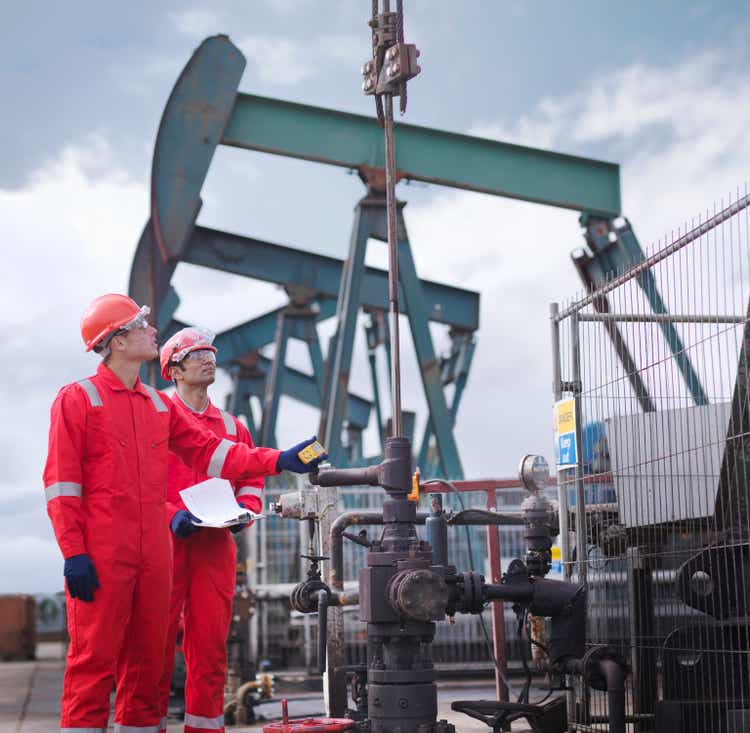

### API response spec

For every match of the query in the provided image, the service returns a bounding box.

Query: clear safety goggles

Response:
[183,349,217,365]
[120,305,151,332]
[169,328,216,364]
[96,306,151,357]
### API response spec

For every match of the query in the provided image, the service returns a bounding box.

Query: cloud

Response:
[169,8,224,39]
[2,135,146,322]
[264,0,315,14]
[235,32,363,86]
[0,536,66,594]
[470,49,750,230]
[0,136,148,593]
[236,36,315,86]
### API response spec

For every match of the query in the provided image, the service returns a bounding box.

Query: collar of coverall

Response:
[173,391,222,421]
[96,362,155,398]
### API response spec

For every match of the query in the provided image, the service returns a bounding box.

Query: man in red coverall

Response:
[156,327,264,732]
[43,294,324,733]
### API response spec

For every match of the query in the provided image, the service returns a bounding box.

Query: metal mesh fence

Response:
[553,189,750,732]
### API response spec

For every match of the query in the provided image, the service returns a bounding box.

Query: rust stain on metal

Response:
[357,164,405,192]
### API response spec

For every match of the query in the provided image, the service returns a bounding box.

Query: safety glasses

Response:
[121,306,151,332]
[100,306,151,354]
[184,349,217,365]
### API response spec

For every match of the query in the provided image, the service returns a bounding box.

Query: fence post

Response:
[551,303,572,581]
[570,309,587,585]
[551,302,578,725]
[571,308,591,724]
[485,488,509,715]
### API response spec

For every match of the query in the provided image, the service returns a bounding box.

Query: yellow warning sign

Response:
[555,398,575,435]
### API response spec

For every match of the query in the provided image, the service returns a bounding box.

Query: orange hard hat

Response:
[80,294,150,352]
[159,327,217,381]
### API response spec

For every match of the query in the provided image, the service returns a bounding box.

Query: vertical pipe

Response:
[318,485,346,717]
[259,494,268,662]
[485,489,509,708]
[248,508,259,665]
[426,494,448,566]
[383,93,402,437]
[627,547,656,732]
[300,519,313,671]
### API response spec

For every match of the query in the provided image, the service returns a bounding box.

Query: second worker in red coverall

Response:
[156,327,266,732]
[42,295,325,733]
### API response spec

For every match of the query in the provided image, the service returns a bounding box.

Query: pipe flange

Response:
[454,571,484,615]
[388,568,449,621]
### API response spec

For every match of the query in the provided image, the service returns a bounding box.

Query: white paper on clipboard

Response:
[179,478,262,528]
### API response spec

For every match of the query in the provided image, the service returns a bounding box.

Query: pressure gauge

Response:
[518,454,550,493]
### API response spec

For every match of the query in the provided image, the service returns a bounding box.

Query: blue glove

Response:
[276,436,328,474]
[64,554,100,602]
[170,510,202,538]
[229,501,253,534]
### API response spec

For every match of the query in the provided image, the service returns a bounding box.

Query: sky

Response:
[1,1,749,593]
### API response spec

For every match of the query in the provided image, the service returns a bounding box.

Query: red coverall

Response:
[43,363,281,733]
[158,397,264,733]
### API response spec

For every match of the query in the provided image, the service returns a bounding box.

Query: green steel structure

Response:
[129,34,706,477]
[223,93,621,216]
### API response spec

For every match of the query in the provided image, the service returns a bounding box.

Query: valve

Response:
[289,554,330,614]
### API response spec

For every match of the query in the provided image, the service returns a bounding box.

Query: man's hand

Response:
[64,554,100,602]
[276,436,328,474]
[229,501,253,534]
[170,510,202,538]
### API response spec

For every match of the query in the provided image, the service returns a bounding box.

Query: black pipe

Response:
[329,508,527,592]
[329,510,428,591]
[482,582,534,605]
[447,509,525,526]
[330,511,384,593]
[317,588,329,674]
[426,494,448,566]
[598,658,626,733]
[312,465,381,487]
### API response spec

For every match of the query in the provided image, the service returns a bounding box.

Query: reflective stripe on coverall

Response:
[158,398,265,733]
[43,363,281,732]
